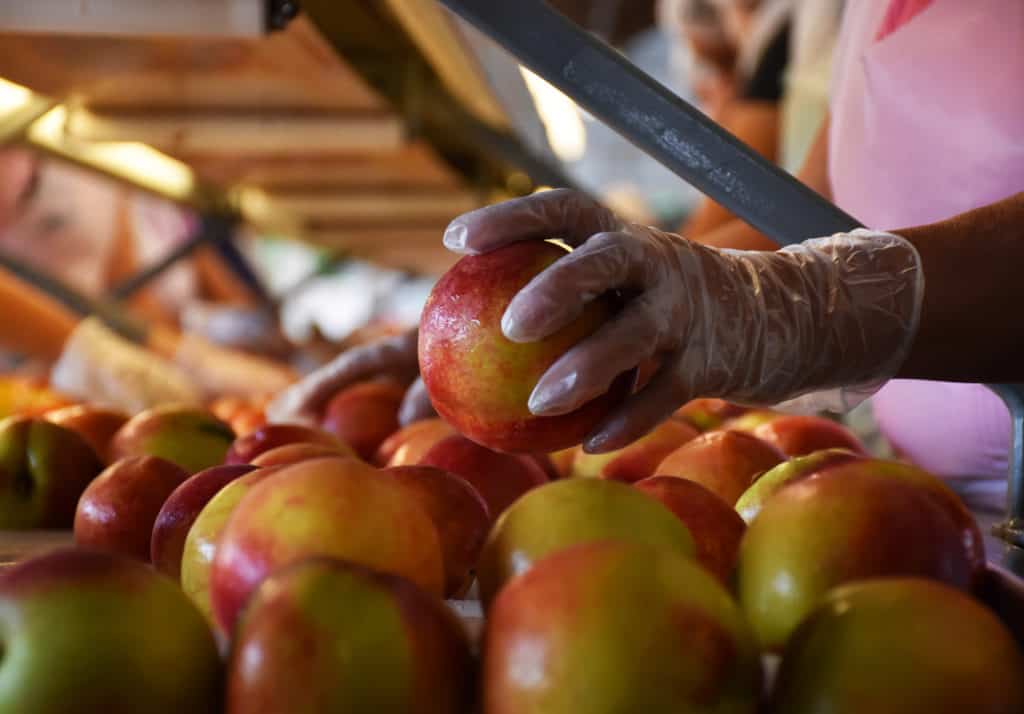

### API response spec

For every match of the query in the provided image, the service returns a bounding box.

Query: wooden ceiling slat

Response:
[304,228,445,249]
[0,17,383,112]
[0,0,264,37]
[304,228,457,275]
[276,191,478,223]
[63,108,405,155]
[350,245,457,275]
[178,142,462,190]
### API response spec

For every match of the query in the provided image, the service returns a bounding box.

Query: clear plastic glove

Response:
[265,328,434,427]
[173,333,295,400]
[51,317,202,413]
[443,189,924,452]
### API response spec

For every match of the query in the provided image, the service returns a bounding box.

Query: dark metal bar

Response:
[205,222,277,308]
[109,218,213,301]
[110,214,275,310]
[437,0,861,244]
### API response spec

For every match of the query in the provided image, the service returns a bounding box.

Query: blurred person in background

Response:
[0,152,259,326]
[0,148,294,411]
[664,0,846,227]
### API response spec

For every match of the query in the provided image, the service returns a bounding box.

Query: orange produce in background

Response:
[44,404,129,464]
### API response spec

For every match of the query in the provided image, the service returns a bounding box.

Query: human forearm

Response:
[896,192,1024,382]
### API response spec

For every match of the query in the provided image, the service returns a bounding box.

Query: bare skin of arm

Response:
[695,115,832,251]
[895,191,1024,383]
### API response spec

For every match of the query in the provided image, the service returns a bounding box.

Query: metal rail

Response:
[109,214,275,310]
[437,0,861,245]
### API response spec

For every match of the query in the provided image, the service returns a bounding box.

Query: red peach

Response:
[224,423,351,465]
[150,463,257,578]
[74,456,190,561]
[380,465,491,597]
[420,434,548,519]
[374,418,455,467]
[654,430,785,505]
[752,414,866,457]
[635,475,746,584]
[321,380,407,460]
[44,404,129,464]
[571,419,700,483]
[419,241,631,453]
[210,458,445,633]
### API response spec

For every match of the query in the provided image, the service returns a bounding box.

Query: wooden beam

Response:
[275,191,479,223]
[63,108,405,155]
[354,243,457,275]
[0,17,385,112]
[0,0,264,37]
[180,142,462,189]
[303,228,444,249]
[303,228,456,275]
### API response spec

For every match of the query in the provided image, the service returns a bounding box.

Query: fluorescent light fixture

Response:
[518,66,587,163]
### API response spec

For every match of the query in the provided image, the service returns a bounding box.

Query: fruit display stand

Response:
[2,4,1024,708]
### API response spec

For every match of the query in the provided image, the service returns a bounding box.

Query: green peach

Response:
[180,467,278,630]
[0,416,103,529]
[110,405,234,474]
[477,478,695,607]
[768,578,1024,714]
[484,541,761,714]
[734,448,862,523]
[721,410,781,433]
[737,463,977,650]
[210,458,444,634]
[227,558,473,714]
[673,398,747,432]
[0,547,221,714]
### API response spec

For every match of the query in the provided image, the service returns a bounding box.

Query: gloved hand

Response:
[50,317,203,414]
[265,328,434,427]
[443,189,924,452]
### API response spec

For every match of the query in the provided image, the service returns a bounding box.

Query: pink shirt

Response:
[829,0,1024,505]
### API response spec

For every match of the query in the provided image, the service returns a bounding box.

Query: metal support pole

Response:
[109,213,275,309]
[437,0,861,244]
[989,384,1024,549]
[208,231,276,308]
[109,217,216,301]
